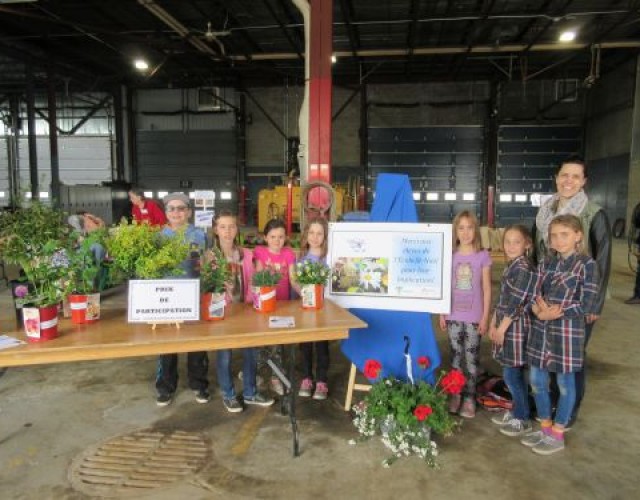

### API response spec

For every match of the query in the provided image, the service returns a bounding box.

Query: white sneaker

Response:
[491,410,513,425]
[500,419,533,437]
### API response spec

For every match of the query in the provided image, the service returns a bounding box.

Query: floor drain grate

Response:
[69,429,209,497]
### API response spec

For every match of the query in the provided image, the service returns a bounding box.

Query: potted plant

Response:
[251,267,282,313]
[294,260,330,310]
[200,247,231,321]
[0,203,75,341]
[351,357,464,468]
[106,221,189,279]
[68,230,108,324]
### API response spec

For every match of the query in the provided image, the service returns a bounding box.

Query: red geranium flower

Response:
[413,405,433,421]
[363,359,382,380]
[439,369,466,395]
[417,356,430,369]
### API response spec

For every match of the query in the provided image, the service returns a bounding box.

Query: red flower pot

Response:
[201,292,226,321]
[22,305,59,342]
[301,284,324,310]
[69,293,101,324]
[252,286,276,313]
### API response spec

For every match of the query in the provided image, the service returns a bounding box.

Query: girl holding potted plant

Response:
[155,192,209,407]
[211,210,274,412]
[291,218,332,400]
[253,218,296,395]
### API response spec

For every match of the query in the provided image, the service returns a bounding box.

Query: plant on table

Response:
[293,260,330,286]
[251,267,282,287]
[351,357,464,468]
[69,229,109,294]
[0,203,75,307]
[106,221,190,279]
[200,247,231,294]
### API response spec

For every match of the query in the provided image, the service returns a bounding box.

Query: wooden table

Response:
[0,299,366,456]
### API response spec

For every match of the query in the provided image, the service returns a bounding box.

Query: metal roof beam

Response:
[262,0,303,60]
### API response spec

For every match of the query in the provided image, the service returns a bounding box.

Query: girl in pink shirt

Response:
[253,219,296,395]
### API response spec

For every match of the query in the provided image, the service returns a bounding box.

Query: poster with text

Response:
[328,222,452,313]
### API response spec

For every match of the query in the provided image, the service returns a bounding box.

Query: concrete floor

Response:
[1,239,639,500]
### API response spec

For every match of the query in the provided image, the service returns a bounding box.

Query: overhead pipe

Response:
[231,40,640,61]
[291,0,310,182]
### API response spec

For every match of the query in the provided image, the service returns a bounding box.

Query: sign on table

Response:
[128,279,200,323]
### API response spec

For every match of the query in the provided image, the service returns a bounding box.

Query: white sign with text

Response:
[127,279,200,323]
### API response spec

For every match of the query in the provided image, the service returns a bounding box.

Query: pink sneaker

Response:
[459,398,476,419]
[313,382,328,400]
[298,377,314,397]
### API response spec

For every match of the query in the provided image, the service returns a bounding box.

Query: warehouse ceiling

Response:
[0,0,639,91]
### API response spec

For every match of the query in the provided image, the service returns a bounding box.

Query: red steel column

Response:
[307,0,333,208]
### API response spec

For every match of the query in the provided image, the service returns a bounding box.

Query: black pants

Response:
[300,341,329,383]
[155,352,209,396]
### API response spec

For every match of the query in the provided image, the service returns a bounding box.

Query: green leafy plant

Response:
[106,221,190,279]
[69,229,108,294]
[200,247,231,294]
[252,267,282,287]
[294,260,330,285]
[0,203,76,307]
[351,358,464,467]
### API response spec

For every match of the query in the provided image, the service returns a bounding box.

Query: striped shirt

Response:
[527,253,599,373]
[492,255,537,367]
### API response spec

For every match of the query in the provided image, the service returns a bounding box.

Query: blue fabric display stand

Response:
[341,174,441,384]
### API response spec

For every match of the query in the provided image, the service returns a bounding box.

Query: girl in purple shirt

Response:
[439,211,492,418]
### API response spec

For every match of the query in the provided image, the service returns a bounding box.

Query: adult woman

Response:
[128,188,167,226]
[533,156,612,426]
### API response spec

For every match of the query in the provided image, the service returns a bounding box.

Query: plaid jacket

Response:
[492,255,537,367]
[527,253,599,373]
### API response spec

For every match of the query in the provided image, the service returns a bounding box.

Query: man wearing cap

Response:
[155,192,210,406]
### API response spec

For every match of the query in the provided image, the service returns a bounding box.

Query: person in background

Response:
[129,188,167,226]
[439,210,492,419]
[291,217,330,400]
[522,214,598,455]
[154,192,209,407]
[624,205,640,305]
[68,211,107,263]
[532,156,611,427]
[212,210,274,412]
[489,224,537,437]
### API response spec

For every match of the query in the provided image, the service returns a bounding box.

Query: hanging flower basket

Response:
[300,284,324,310]
[201,292,226,321]
[22,305,59,342]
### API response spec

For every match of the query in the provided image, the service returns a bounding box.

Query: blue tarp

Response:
[341,174,441,384]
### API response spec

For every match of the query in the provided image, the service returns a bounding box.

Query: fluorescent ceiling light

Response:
[331,54,337,64]
[220,191,232,200]
[189,192,196,199]
[0,191,4,198]
[559,31,576,42]
[39,191,49,199]
[426,192,439,201]
[444,193,457,201]
[515,194,528,202]
[158,191,168,198]
[134,59,149,70]
[463,193,476,201]
[412,192,421,201]
[499,194,513,203]
[144,191,153,198]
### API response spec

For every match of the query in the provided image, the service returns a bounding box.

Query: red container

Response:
[301,284,324,310]
[201,292,226,321]
[22,305,59,342]
[69,294,88,324]
[252,286,277,313]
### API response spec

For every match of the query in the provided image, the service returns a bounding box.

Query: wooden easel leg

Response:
[344,363,357,411]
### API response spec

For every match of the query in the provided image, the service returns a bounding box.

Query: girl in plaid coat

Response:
[522,214,598,455]
[489,225,537,437]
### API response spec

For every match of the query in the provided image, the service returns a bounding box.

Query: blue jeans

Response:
[530,366,576,426]
[216,348,257,400]
[503,366,530,421]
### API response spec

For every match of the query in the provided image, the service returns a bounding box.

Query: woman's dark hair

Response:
[263,218,287,236]
[129,187,146,199]
[557,156,588,178]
